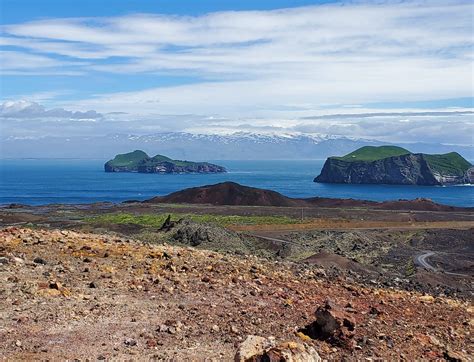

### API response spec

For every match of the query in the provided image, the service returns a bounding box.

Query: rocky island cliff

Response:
[315,146,473,186]
[104,150,226,174]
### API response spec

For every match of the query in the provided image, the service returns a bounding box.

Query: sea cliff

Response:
[315,146,473,186]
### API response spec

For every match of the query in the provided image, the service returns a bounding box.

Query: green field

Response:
[423,152,472,176]
[85,212,301,227]
[107,150,209,169]
[334,146,411,162]
[107,150,149,167]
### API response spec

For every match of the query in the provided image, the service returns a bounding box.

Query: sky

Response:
[0,0,473,145]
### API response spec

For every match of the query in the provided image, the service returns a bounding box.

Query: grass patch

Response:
[424,152,472,176]
[84,212,302,227]
[334,146,411,162]
[405,259,416,277]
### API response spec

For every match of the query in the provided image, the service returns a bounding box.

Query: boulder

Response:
[298,300,356,348]
[235,335,321,362]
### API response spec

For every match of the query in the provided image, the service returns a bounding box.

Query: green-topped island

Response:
[315,146,473,186]
[104,150,226,174]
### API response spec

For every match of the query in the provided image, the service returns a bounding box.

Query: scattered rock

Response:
[33,257,47,265]
[234,335,274,362]
[369,306,382,316]
[419,295,435,303]
[49,281,61,290]
[443,349,466,362]
[124,338,137,347]
[234,336,321,362]
[298,300,355,348]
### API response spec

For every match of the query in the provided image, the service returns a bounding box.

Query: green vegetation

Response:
[424,152,472,176]
[105,150,224,172]
[144,155,194,167]
[107,150,149,167]
[334,146,411,162]
[405,259,416,277]
[85,212,301,227]
[149,154,172,162]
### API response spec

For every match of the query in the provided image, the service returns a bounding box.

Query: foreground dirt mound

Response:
[0,227,472,360]
[146,181,302,207]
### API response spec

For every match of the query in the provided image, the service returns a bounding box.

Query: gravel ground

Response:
[1,227,472,360]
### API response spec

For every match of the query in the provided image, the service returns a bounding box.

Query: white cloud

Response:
[0,100,102,119]
[1,2,472,85]
[1,100,472,145]
[0,1,473,144]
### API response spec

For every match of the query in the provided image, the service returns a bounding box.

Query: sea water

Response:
[0,159,473,207]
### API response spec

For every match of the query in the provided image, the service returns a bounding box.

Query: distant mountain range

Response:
[2,132,472,160]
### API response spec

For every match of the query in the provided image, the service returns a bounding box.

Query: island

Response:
[104,150,226,174]
[314,146,473,186]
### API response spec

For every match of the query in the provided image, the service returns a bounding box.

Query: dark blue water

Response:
[0,159,473,207]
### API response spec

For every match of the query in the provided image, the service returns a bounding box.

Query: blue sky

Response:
[0,0,473,145]
[1,0,334,21]
[0,0,338,101]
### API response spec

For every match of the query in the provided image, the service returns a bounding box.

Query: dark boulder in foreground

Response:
[298,300,356,349]
[315,146,473,186]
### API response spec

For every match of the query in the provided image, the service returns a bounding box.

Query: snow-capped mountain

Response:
[1,131,472,160]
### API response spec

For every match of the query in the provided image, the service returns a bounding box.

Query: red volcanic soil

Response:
[146,182,301,207]
[304,251,378,275]
[374,198,463,211]
[145,182,470,211]
[305,197,464,211]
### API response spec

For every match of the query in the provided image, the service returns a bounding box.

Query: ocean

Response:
[0,159,473,207]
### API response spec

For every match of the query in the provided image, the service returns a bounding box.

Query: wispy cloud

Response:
[0,1,473,145]
[301,110,474,120]
[0,100,102,119]
[1,1,472,113]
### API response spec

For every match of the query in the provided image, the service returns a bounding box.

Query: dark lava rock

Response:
[299,300,356,348]
[33,257,47,265]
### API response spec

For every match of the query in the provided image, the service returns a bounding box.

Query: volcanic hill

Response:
[146,181,301,207]
[145,181,467,211]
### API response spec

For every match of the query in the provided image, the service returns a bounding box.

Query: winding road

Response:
[414,251,437,271]
[414,251,468,277]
